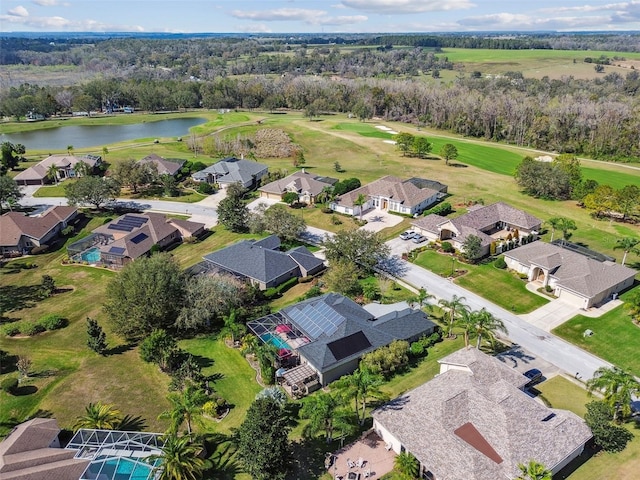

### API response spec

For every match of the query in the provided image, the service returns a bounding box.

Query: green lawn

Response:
[32,182,70,197]
[413,249,549,314]
[536,375,590,418]
[553,289,640,376]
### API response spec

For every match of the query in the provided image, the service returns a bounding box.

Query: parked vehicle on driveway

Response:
[524,368,543,385]
[412,234,427,244]
[400,231,416,240]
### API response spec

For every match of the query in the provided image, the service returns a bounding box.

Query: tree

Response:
[16,356,32,379]
[587,366,640,422]
[515,156,572,200]
[583,185,618,218]
[411,287,435,310]
[262,204,306,240]
[104,253,185,341]
[614,237,640,266]
[462,234,483,263]
[517,460,552,480]
[299,391,356,443]
[73,402,122,431]
[236,397,291,480]
[47,164,59,185]
[64,176,120,210]
[110,159,157,193]
[322,259,361,296]
[67,145,74,156]
[0,175,22,212]
[140,329,181,372]
[584,401,634,453]
[439,295,468,338]
[394,451,419,479]
[456,308,477,348]
[1,142,26,172]
[334,366,386,425]
[471,308,507,348]
[86,317,107,355]
[159,386,208,437]
[361,340,410,378]
[354,193,367,221]
[255,386,287,407]
[74,160,92,178]
[148,434,210,480]
[159,174,178,197]
[412,136,432,158]
[439,143,458,166]
[217,182,249,232]
[394,132,415,156]
[616,185,640,221]
[220,309,246,344]
[555,217,577,245]
[323,229,390,274]
[332,177,361,196]
[546,217,563,243]
[102,146,109,159]
[282,191,299,205]
[40,274,56,298]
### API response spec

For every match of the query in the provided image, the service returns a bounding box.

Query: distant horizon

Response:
[2,1,640,34]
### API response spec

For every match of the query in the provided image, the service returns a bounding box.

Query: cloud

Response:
[237,23,273,33]
[0,12,144,31]
[33,0,61,5]
[457,12,614,30]
[341,0,474,14]
[231,8,367,26]
[8,5,29,17]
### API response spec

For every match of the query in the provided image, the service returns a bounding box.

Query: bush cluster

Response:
[197,182,214,194]
[1,377,19,394]
[441,241,454,253]
[263,277,299,299]
[1,314,68,337]
[424,202,452,216]
[494,257,507,269]
[38,314,68,330]
[410,331,442,357]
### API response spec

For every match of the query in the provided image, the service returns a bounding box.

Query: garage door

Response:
[557,289,585,308]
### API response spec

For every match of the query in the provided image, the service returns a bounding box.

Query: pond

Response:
[0,117,207,151]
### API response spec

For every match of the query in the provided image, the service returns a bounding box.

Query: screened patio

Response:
[247,312,311,359]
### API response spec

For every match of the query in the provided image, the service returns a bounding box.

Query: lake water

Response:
[0,117,207,151]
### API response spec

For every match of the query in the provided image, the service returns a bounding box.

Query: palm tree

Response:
[517,460,552,480]
[147,434,211,480]
[613,237,640,266]
[67,145,74,156]
[394,451,419,479]
[74,160,91,178]
[46,164,59,185]
[472,308,507,349]
[411,287,435,311]
[220,309,246,344]
[73,402,122,431]
[159,386,208,437]
[549,217,577,246]
[587,366,640,422]
[102,146,109,159]
[299,391,356,443]
[438,294,468,338]
[546,217,563,243]
[334,366,386,425]
[354,193,367,221]
[456,308,476,348]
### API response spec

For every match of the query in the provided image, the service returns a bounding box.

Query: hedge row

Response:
[2,314,68,337]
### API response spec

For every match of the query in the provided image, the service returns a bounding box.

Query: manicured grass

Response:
[179,336,262,435]
[413,249,548,314]
[172,227,259,269]
[287,206,359,234]
[333,123,394,139]
[536,375,590,418]
[32,182,70,197]
[552,289,640,376]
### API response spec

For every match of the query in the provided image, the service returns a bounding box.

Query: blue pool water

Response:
[103,458,153,480]
[80,247,101,263]
[260,332,291,350]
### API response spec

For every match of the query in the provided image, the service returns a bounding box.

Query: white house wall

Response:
[372,419,402,454]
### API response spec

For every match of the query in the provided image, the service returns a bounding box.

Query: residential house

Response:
[67,212,204,268]
[258,170,337,204]
[137,153,185,176]
[14,154,102,185]
[504,241,636,309]
[201,234,324,290]
[248,293,438,386]
[191,157,268,189]
[372,348,592,480]
[0,206,78,257]
[330,175,442,217]
[412,202,542,258]
[0,418,89,480]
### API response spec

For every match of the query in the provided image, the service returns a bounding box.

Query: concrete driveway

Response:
[497,344,561,382]
[246,197,281,212]
[518,299,582,332]
[359,209,404,233]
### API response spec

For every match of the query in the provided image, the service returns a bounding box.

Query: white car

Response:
[399,231,416,240]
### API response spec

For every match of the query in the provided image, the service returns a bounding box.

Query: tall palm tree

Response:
[334,366,386,425]
[394,451,419,479]
[220,309,246,344]
[517,460,552,480]
[472,308,507,349]
[73,402,122,431]
[587,366,640,422]
[411,287,435,311]
[354,193,367,221]
[46,164,59,185]
[439,294,468,338]
[546,217,563,243]
[67,145,74,156]
[456,308,476,349]
[159,386,208,437]
[552,217,577,246]
[74,160,91,178]
[147,434,211,480]
[299,391,356,443]
[613,237,640,266]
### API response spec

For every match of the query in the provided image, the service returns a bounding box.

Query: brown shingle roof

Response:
[14,155,101,182]
[259,171,334,197]
[452,202,541,231]
[337,175,438,208]
[138,154,185,176]
[0,207,77,247]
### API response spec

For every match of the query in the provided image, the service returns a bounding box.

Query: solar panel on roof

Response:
[109,246,125,254]
[327,331,371,361]
[123,215,148,225]
[108,224,134,232]
[130,233,148,244]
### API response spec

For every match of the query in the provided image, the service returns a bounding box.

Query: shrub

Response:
[62,225,75,236]
[441,242,454,253]
[182,236,198,244]
[331,215,342,225]
[424,202,452,216]
[30,245,49,255]
[1,377,19,394]
[21,322,46,336]
[410,342,425,356]
[2,324,20,337]
[197,182,214,194]
[518,273,529,280]
[494,256,507,269]
[545,285,553,293]
[38,314,68,331]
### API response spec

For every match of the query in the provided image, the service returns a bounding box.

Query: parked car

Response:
[524,368,543,385]
[400,231,416,240]
[412,234,427,244]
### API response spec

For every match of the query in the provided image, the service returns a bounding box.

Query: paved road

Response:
[401,262,610,380]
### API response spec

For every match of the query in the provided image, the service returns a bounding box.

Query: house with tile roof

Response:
[14,154,102,185]
[372,348,592,480]
[0,206,78,257]
[66,212,204,268]
[248,293,437,386]
[0,418,90,480]
[201,234,325,290]
[137,153,185,176]
[504,242,636,309]
[258,170,337,204]
[191,157,268,189]
[412,202,542,258]
[330,175,442,217]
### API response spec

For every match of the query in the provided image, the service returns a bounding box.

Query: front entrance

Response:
[382,199,388,210]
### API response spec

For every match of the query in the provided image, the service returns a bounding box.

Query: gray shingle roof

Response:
[373,349,592,480]
[258,171,334,197]
[504,242,637,299]
[337,175,439,208]
[192,157,268,185]
[286,246,324,273]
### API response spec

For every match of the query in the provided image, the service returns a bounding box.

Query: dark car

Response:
[524,368,543,385]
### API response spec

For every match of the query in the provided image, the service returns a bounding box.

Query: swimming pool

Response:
[260,332,291,350]
[82,457,155,480]
[80,247,101,263]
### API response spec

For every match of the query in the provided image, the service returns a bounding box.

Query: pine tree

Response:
[87,317,107,355]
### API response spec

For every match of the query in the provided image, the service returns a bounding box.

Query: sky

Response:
[2,0,640,33]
